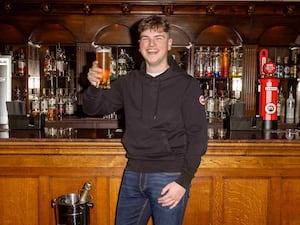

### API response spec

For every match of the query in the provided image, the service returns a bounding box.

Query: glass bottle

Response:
[31,88,40,116]
[43,49,51,77]
[218,90,229,119]
[295,80,300,124]
[290,47,299,79]
[275,56,283,78]
[237,47,243,78]
[283,56,290,79]
[194,47,205,77]
[117,49,127,76]
[57,88,65,121]
[50,51,57,76]
[17,48,26,77]
[65,89,74,116]
[40,88,49,116]
[230,46,238,78]
[14,86,22,101]
[79,182,92,204]
[213,47,221,78]
[48,88,56,121]
[206,89,216,119]
[222,47,230,78]
[286,86,295,124]
[277,86,285,123]
[56,46,65,77]
[205,47,213,77]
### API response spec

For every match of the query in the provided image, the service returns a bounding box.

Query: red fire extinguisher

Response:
[259,61,279,130]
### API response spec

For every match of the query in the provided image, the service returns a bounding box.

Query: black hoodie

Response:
[83,57,208,188]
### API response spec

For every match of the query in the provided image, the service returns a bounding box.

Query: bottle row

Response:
[272,47,300,79]
[193,46,243,78]
[29,87,119,121]
[203,77,300,125]
[30,87,77,121]
[277,80,300,124]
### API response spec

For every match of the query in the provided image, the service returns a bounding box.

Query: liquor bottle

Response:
[50,51,57,76]
[222,47,230,78]
[31,88,40,116]
[56,88,65,121]
[40,88,49,116]
[43,49,51,77]
[194,47,205,77]
[205,47,213,77]
[275,56,283,78]
[283,56,290,78]
[295,80,300,124]
[213,47,221,78]
[65,90,74,116]
[17,48,26,76]
[290,48,298,79]
[237,47,243,77]
[48,88,56,121]
[277,86,285,123]
[218,90,229,119]
[230,46,238,78]
[79,182,92,204]
[14,86,22,101]
[117,49,127,76]
[55,46,65,77]
[206,89,216,119]
[286,86,295,124]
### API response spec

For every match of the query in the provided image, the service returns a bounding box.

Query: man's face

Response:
[139,28,172,69]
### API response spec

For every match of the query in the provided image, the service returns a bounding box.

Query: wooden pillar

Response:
[241,45,258,116]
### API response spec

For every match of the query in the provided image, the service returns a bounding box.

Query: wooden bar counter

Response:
[0,128,300,225]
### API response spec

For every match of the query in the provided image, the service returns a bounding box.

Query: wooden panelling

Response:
[0,139,300,225]
[0,178,39,225]
[281,178,300,225]
[223,178,269,225]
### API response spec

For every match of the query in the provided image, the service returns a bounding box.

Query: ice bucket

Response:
[51,193,93,225]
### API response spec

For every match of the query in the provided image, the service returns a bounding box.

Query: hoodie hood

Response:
[139,55,184,80]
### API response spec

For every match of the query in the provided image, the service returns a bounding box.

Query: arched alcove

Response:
[93,24,132,45]
[196,25,242,46]
[258,25,298,46]
[169,25,191,46]
[0,23,25,44]
[93,23,191,47]
[28,23,75,45]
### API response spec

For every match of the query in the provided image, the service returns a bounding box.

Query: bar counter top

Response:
[0,127,300,142]
[1,122,300,225]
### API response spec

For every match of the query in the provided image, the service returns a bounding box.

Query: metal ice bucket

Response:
[51,193,93,225]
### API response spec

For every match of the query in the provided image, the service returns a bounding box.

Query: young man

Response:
[83,15,208,225]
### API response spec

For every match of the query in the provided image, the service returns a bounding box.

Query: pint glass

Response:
[96,46,112,88]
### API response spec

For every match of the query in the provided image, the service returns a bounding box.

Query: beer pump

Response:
[259,48,280,130]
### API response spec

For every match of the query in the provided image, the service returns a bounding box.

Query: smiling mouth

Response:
[147,49,158,54]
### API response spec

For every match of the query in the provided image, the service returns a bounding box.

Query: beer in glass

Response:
[96,46,112,88]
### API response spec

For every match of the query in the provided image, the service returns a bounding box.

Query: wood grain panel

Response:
[281,178,300,225]
[0,139,300,225]
[0,177,39,225]
[184,177,212,225]
[96,176,110,225]
[223,178,269,225]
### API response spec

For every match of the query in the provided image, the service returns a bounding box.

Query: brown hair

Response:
[138,15,170,36]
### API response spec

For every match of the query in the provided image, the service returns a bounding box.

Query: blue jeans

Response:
[115,170,190,225]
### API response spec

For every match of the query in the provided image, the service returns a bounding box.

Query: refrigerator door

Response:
[0,55,12,126]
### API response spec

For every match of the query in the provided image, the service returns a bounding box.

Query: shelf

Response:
[45,117,119,129]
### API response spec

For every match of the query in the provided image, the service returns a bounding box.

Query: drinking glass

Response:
[95,46,112,88]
